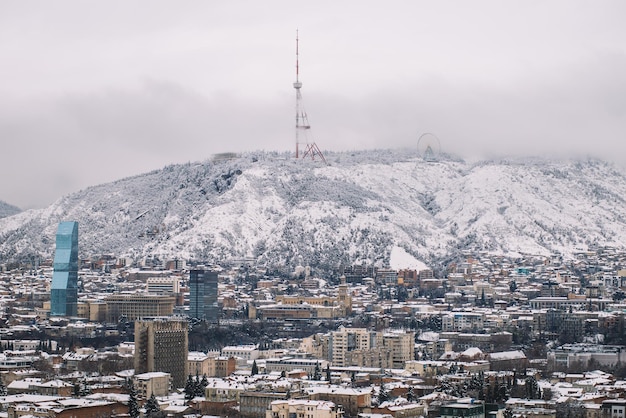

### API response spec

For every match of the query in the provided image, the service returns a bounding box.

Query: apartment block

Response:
[134,318,188,389]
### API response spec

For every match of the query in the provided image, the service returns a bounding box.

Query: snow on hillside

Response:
[0,200,20,219]
[389,246,428,271]
[1,150,626,275]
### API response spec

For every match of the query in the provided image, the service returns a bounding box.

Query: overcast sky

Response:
[1,1,625,209]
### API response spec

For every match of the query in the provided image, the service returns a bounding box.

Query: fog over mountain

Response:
[1,149,626,274]
[2,2,625,209]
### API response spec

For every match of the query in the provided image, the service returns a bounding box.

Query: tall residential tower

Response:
[50,221,79,316]
[134,318,189,389]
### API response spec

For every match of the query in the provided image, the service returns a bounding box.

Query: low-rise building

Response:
[266,399,344,418]
[133,371,171,399]
[265,357,329,376]
[105,294,175,322]
[548,344,626,370]
[240,392,293,418]
[221,345,259,365]
[488,351,529,372]
[440,401,485,418]
[306,386,372,418]
[212,357,237,378]
[188,351,211,376]
[601,399,626,418]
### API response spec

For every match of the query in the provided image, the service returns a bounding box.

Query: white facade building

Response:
[266,400,343,418]
[441,312,484,332]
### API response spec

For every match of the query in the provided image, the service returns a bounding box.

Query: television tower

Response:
[293,31,327,164]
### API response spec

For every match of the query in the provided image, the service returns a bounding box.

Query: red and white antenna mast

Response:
[293,30,306,159]
[292,31,327,164]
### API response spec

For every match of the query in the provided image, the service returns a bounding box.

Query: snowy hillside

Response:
[1,149,626,274]
[0,201,20,219]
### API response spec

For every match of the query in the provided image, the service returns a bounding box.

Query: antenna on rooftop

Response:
[293,30,327,164]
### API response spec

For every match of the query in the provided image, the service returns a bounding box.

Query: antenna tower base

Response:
[301,142,328,165]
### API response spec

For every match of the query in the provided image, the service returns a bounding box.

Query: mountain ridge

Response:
[1,149,626,274]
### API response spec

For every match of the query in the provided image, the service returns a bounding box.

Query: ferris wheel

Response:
[417,133,441,162]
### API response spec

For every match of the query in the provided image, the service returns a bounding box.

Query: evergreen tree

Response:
[478,383,485,401]
[477,371,486,401]
[79,379,91,396]
[396,286,409,302]
[145,393,160,417]
[490,382,499,403]
[0,377,6,397]
[406,387,415,402]
[251,360,259,376]
[449,363,458,374]
[524,376,541,400]
[378,384,390,405]
[123,377,133,392]
[194,374,205,398]
[193,373,202,398]
[184,374,195,401]
[325,363,331,382]
[128,383,140,418]
[313,362,322,380]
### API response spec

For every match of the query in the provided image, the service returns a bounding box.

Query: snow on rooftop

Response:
[271,399,336,410]
[417,331,439,342]
[135,371,170,379]
[489,350,526,360]
[461,347,483,357]
[0,394,62,403]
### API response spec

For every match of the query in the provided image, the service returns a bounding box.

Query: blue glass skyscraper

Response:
[189,269,219,322]
[50,221,78,316]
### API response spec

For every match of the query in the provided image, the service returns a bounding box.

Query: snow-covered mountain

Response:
[0,201,20,219]
[2,149,626,274]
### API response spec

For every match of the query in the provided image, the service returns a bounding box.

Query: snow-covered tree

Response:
[128,383,140,418]
[184,375,195,401]
[144,394,160,417]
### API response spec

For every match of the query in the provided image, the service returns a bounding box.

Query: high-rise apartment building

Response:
[327,327,415,368]
[328,327,380,367]
[382,330,415,368]
[134,318,189,389]
[189,269,219,322]
[50,221,79,317]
